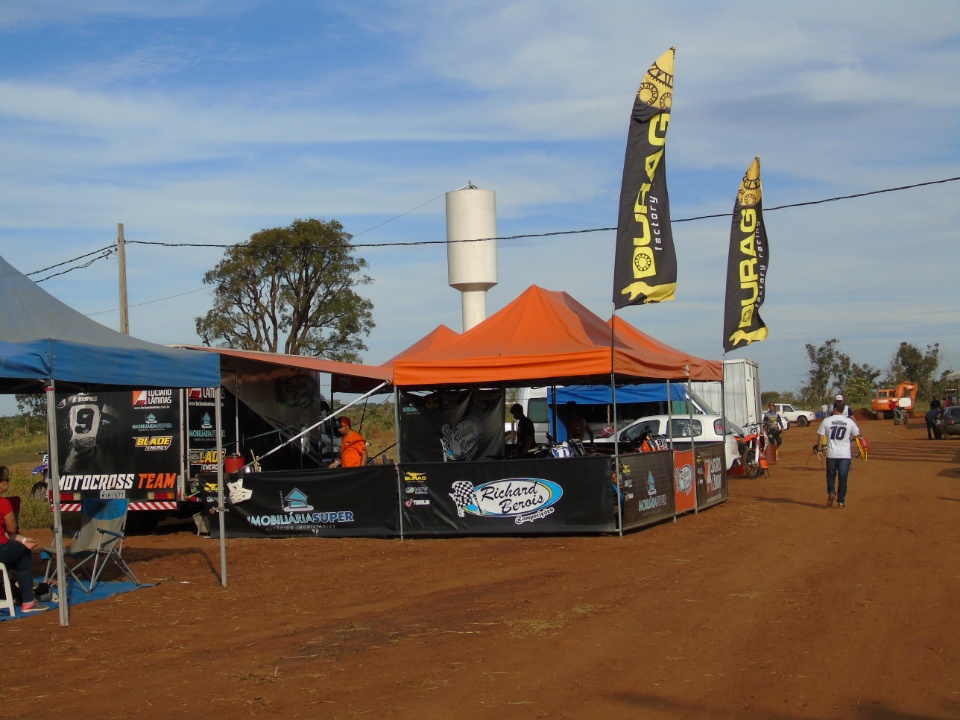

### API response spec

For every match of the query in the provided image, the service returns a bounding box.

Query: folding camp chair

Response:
[44,498,140,593]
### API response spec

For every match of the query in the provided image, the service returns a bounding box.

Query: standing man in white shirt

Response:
[817,400,862,509]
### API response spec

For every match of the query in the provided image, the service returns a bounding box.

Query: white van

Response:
[506,387,552,445]
[507,384,719,446]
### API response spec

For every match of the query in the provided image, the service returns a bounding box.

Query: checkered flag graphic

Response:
[449,481,478,517]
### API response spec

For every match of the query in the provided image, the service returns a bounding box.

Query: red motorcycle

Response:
[737,423,767,479]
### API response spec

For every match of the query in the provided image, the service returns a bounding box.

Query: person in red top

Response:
[328,417,368,468]
[0,466,46,613]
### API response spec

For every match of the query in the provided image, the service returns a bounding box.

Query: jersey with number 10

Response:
[817,415,861,459]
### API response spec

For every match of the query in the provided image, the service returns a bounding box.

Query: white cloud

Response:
[0,0,957,406]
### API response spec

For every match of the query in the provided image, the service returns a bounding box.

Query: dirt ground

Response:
[2,417,958,720]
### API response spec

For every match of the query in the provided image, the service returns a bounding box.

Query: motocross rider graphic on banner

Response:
[55,390,181,495]
[723,157,769,352]
[612,48,678,308]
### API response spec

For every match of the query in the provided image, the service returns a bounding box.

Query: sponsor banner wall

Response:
[54,389,181,499]
[399,388,506,463]
[198,450,725,539]
[673,449,697,514]
[695,443,728,509]
[399,456,616,535]
[619,450,676,530]
[203,465,399,538]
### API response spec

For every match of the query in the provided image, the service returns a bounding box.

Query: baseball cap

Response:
[835,394,843,400]
[339,416,351,428]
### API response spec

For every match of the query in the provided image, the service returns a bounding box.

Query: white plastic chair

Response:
[0,563,15,617]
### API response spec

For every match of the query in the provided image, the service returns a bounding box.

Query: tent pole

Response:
[685,368,698,514]
[721,352,728,472]
[46,382,69,626]
[214,386,227,586]
[610,305,622,537]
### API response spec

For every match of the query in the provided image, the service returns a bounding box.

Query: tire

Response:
[29,480,47,500]
[125,511,162,534]
[744,452,761,479]
[797,416,809,427]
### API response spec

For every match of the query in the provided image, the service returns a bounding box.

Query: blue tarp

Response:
[0,578,148,622]
[549,383,687,406]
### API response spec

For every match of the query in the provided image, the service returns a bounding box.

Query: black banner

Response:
[203,465,400,538]
[54,389,182,499]
[399,388,505,463]
[618,450,677,530]
[723,157,769,352]
[613,48,678,309]
[695,442,728,509]
[399,456,616,535]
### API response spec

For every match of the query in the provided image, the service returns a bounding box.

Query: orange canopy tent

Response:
[391,286,721,388]
[382,324,459,366]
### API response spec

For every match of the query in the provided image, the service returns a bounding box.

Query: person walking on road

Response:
[817,400,862,509]
[925,399,943,440]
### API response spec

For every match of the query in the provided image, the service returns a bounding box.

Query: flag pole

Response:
[610,304,623,537]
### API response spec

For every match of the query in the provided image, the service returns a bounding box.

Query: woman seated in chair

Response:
[0,466,46,613]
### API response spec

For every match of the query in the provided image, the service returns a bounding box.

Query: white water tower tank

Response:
[446,184,498,331]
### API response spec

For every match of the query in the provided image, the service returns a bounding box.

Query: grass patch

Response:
[506,618,563,638]
[1,435,55,531]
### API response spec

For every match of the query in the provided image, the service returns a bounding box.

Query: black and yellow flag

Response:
[723,157,769,352]
[612,48,677,309]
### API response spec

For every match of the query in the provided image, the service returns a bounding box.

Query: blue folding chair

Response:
[44,498,140,593]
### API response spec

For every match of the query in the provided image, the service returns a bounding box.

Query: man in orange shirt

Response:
[329,417,368,468]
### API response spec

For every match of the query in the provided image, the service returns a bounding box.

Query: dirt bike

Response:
[738,423,767,479]
[29,451,50,500]
[893,407,908,426]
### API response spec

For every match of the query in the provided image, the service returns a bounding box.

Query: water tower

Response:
[446,183,498,331]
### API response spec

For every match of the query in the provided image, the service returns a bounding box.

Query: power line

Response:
[85,286,210,317]
[29,245,115,282]
[27,175,960,276]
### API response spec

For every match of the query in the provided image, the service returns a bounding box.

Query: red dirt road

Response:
[3,419,958,719]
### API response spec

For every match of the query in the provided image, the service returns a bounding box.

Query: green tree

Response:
[886,342,940,400]
[800,339,840,405]
[15,393,46,418]
[196,219,374,361]
[845,363,882,404]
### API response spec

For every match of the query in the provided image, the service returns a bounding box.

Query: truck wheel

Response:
[125,511,162,534]
[797,416,809,427]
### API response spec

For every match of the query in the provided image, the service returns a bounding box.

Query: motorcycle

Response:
[737,423,767,479]
[29,451,50,500]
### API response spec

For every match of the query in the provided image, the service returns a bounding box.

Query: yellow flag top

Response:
[736,156,763,208]
[637,47,675,110]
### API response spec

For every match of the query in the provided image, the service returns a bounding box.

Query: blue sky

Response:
[1,0,957,410]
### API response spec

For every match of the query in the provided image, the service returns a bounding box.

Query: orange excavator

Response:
[872,382,917,420]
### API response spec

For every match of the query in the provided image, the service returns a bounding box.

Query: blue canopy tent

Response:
[0,256,222,626]
[546,383,705,441]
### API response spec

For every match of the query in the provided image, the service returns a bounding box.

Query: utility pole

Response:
[117,222,129,334]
